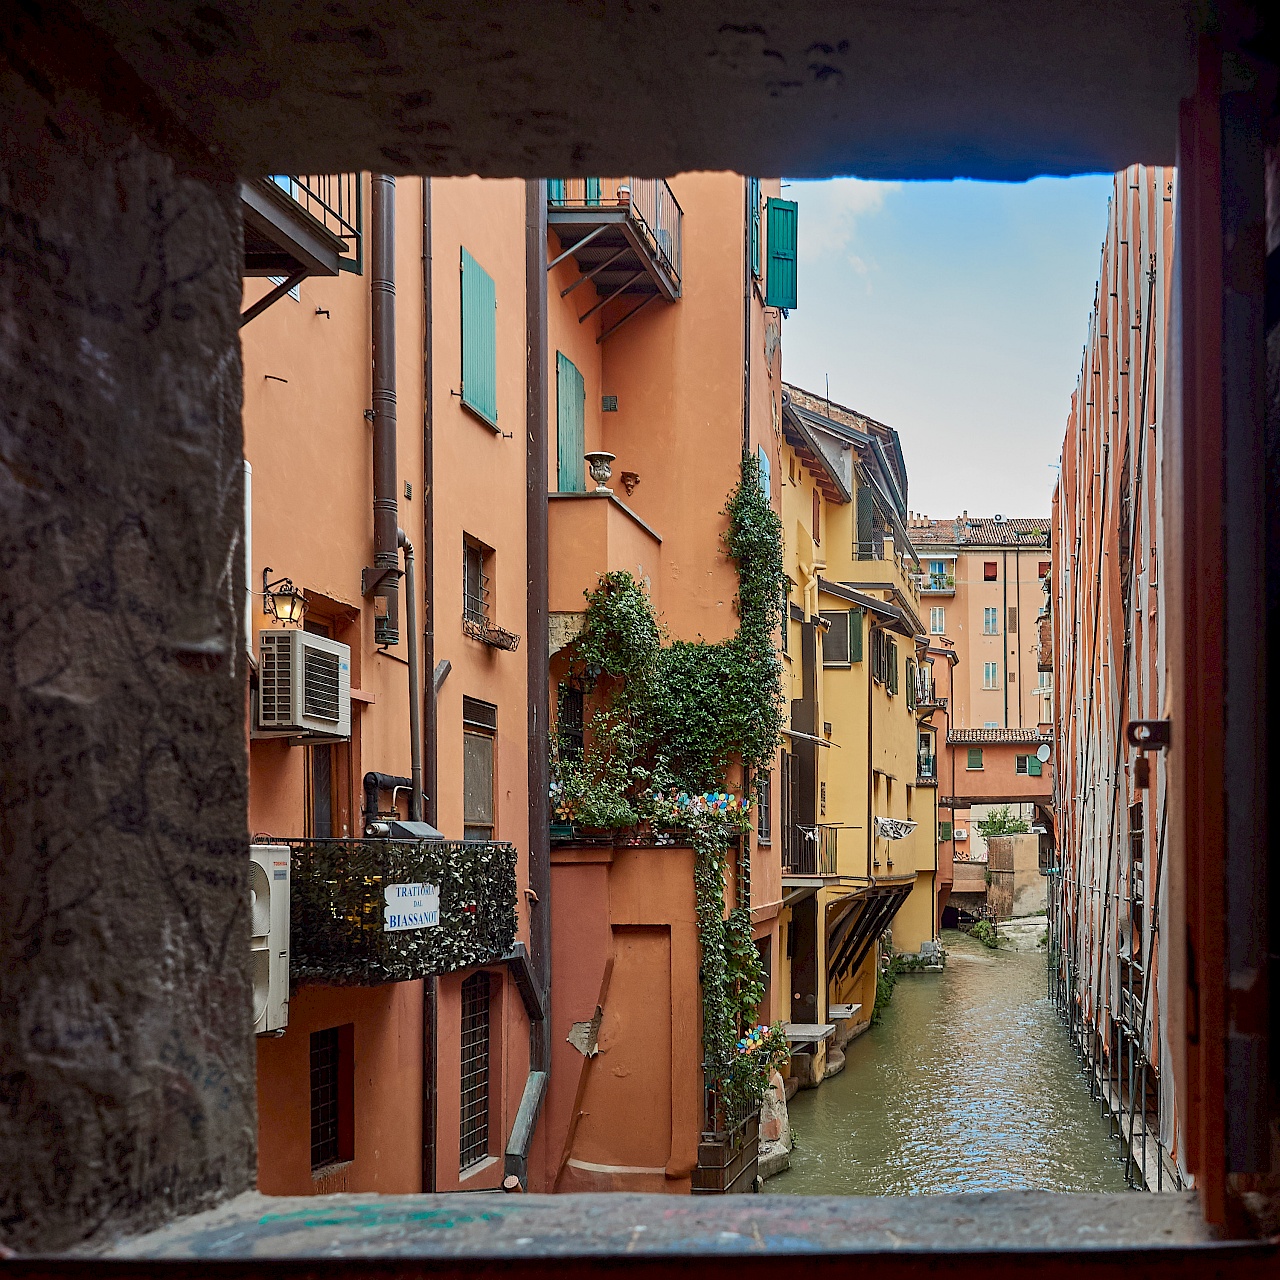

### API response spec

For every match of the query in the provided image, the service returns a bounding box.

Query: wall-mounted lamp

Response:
[262,568,308,626]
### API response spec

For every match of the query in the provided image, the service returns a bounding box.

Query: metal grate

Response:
[463,541,490,623]
[310,1027,341,1170]
[303,642,341,721]
[258,632,292,725]
[459,971,491,1171]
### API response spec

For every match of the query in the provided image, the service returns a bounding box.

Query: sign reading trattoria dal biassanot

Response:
[384,882,440,931]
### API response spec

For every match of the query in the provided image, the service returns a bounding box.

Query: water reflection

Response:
[773,928,1130,1195]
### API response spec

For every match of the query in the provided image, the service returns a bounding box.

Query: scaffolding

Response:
[1047,165,1183,1193]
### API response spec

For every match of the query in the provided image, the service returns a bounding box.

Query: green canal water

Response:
[772,928,1130,1195]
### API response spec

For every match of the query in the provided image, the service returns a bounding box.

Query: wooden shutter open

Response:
[856,487,875,560]
[849,608,863,663]
[461,247,498,427]
[556,352,586,492]
[765,197,798,309]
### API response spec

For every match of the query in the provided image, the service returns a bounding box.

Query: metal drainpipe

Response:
[421,177,436,827]
[399,532,423,821]
[866,617,877,880]
[371,173,401,645]
[1001,547,1009,727]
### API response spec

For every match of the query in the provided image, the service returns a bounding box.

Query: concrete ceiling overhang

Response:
[74,0,1198,180]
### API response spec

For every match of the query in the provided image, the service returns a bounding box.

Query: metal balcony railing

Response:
[270,174,363,272]
[917,754,937,784]
[915,571,956,593]
[287,837,517,984]
[786,824,840,876]
[549,177,683,286]
[693,1083,761,1194]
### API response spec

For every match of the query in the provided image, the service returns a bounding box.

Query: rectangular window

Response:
[967,748,984,770]
[1016,755,1029,774]
[558,685,584,759]
[985,720,999,729]
[461,247,498,427]
[756,769,772,843]
[820,611,850,665]
[1038,671,1052,689]
[310,1025,354,1172]
[984,607,999,635]
[930,559,946,577]
[1007,606,1019,632]
[463,697,497,841]
[930,606,945,634]
[556,352,586,492]
[757,444,771,500]
[905,658,916,710]
[983,661,999,689]
[459,971,491,1172]
[1039,560,1051,578]
[463,538,490,623]
[765,197,798,309]
[984,561,998,581]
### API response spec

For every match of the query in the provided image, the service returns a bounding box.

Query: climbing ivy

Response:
[550,455,787,1099]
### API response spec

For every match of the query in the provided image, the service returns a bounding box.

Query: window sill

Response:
[101,1188,1266,1263]
[458,1153,500,1182]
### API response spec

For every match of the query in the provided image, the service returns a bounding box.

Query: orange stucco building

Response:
[241,171,790,1198]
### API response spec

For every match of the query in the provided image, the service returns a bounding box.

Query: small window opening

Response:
[460,971,492,1172]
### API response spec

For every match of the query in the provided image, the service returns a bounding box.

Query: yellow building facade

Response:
[775,384,942,1081]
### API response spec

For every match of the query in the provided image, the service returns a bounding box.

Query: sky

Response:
[780,175,1114,519]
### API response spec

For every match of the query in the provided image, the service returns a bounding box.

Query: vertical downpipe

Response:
[525,180,551,1075]
[371,173,401,645]
[422,178,437,828]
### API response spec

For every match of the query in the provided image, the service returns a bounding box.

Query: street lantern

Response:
[262,568,308,626]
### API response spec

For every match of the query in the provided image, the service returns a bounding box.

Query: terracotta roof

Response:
[947,728,1051,745]
[908,516,1050,548]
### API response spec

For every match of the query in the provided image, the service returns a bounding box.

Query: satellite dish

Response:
[1036,743,1051,762]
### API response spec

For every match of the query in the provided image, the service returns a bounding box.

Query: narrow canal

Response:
[773,928,1130,1195]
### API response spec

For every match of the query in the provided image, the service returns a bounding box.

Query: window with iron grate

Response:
[459,971,491,1172]
[463,697,497,841]
[310,1025,353,1171]
[463,537,491,624]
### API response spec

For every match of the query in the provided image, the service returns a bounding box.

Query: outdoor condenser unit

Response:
[954,827,969,840]
[250,844,290,1035]
[256,629,351,739]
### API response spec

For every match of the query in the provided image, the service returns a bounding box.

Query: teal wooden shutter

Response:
[556,353,585,492]
[940,820,953,842]
[856,487,875,559]
[547,179,565,204]
[1029,755,1043,777]
[585,178,602,206]
[749,178,762,278]
[461,248,498,427]
[765,197,798,309]
[850,609,863,662]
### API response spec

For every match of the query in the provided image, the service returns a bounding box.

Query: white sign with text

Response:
[383,882,440,931]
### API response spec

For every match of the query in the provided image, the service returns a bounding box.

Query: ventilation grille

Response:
[303,644,342,722]
[259,632,293,726]
[462,696,498,732]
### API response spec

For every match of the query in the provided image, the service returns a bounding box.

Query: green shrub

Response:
[970,919,999,949]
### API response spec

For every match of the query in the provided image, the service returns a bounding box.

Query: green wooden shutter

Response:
[765,197,798,309]
[1028,755,1043,777]
[556,352,586,492]
[749,178,761,279]
[585,178,602,206]
[461,248,498,427]
[547,179,565,204]
[888,639,898,695]
[940,821,953,842]
[850,608,863,662]
[856,487,875,560]
[968,748,983,770]
[906,659,916,710]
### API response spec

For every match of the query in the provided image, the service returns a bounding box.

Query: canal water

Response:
[773,928,1130,1195]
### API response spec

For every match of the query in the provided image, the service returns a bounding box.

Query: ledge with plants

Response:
[549,455,789,1100]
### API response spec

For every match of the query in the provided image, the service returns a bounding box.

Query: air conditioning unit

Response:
[954,827,969,840]
[250,844,290,1034]
[255,629,351,739]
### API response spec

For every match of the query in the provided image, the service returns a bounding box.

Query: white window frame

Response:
[983,662,998,689]
[984,607,999,635]
[930,606,945,634]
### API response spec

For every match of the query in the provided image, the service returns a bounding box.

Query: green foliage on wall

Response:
[976,805,1031,837]
[550,456,787,1098]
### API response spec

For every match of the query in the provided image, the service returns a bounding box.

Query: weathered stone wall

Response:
[1,10,253,1253]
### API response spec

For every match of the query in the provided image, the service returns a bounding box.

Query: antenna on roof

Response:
[825,374,831,418]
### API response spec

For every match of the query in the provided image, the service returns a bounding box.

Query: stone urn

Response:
[584,450,616,495]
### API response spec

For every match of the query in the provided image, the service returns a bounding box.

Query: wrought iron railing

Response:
[270,174,363,272]
[915,571,955,593]
[548,177,683,285]
[786,824,839,875]
[286,837,517,984]
[917,753,937,782]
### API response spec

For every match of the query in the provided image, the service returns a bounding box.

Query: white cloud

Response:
[791,178,900,266]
